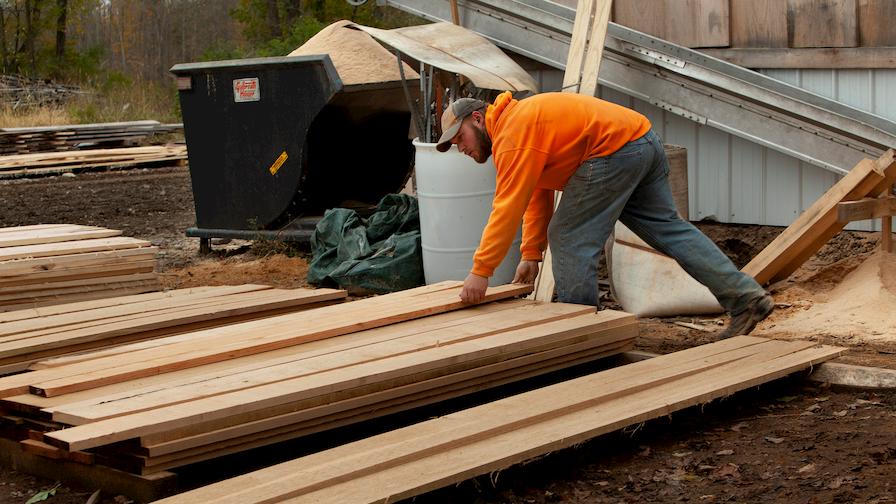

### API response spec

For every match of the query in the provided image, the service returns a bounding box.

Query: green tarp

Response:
[308,194,423,295]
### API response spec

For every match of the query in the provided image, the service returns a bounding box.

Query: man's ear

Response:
[470,110,483,126]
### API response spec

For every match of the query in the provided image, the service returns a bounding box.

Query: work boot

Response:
[717,293,775,339]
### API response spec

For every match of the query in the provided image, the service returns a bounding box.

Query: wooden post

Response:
[449,0,460,25]
[532,0,614,302]
[883,215,892,253]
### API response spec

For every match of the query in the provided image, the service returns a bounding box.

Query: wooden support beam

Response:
[837,195,896,223]
[533,0,612,302]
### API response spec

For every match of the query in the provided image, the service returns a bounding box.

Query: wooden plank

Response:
[0,285,275,332]
[0,289,346,365]
[150,338,843,504]
[43,311,624,451]
[0,274,159,302]
[1,303,526,416]
[138,339,632,461]
[808,361,896,388]
[51,304,614,425]
[0,247,157,278]
[613,0,665,39]
[788,0,858,48]
[0,282,530,397]
[858,0,896,46]
[0,237,152,262]
[0,227,122,248]
[729,0,788,48]
[0,285,267,324]
[837,196,896,222]
[0,285,163,314]
[701,46,896,68]
[664,0,729,48]
[0,261,156,288]
[742,150,896,285]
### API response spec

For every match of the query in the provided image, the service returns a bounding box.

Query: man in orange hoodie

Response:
[435,92,773,338]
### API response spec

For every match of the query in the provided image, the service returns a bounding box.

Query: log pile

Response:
[0,282,640,482]
[0,224,160,311]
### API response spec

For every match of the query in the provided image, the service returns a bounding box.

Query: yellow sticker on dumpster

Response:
[269,151,288,175]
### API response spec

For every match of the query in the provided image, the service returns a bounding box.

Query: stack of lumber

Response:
[0,121,183,155]
[0,282,639,479]
[155,336,845,504]
[743,149,896,285]
[0,224,160,311]
[0,284,347,375]
[0,144,188,178]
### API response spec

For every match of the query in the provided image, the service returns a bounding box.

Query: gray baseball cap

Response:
[435,98,486,152]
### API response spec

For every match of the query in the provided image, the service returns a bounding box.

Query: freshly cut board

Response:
[152,336,843,504]
[0,285,346,371]
[0,224,161,311]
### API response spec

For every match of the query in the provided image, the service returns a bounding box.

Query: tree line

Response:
[0,0,421,83]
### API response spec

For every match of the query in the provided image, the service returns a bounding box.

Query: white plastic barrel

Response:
[413,139,522,286]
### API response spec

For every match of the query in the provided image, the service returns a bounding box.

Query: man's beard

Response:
[472,124,493,164]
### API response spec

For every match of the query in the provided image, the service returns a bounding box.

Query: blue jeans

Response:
[549,129,765,314]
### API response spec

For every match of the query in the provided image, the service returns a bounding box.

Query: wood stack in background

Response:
[0,121,184,155]
[0,145,188,178]
[0,224,161,311]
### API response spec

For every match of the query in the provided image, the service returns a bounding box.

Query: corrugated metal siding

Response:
[529,67,896,231]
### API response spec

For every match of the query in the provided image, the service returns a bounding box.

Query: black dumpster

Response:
[170,55,415,250]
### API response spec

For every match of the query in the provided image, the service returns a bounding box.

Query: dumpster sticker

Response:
[233,77,260,102]
[269,151,288,175]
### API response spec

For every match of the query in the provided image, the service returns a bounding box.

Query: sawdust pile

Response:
[760,250,896,342]
[288,20,419,85]
[160,254,309,290]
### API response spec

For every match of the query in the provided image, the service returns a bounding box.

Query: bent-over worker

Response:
[435,91,773,338]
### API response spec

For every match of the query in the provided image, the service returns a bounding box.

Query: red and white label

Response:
[233,78,260,102]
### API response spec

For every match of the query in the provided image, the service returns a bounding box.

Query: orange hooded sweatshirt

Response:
[471,91,652,278]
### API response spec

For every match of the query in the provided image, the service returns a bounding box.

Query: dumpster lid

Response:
[350,22,539,93]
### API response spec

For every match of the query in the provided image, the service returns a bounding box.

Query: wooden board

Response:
[729,0,788,48]
[0,282,530,397]
[837,196,896,222]
[699,47,896,68]
[664,0,729,48]
[43,310,624,450]
[0,237,152,262]
[150,337,844,504]
[742,150,896,285]
[48,303,603,424]
[0,225,122,248]
[788,0,858,48]
[858,0,896,46]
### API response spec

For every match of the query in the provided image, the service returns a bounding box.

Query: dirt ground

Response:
[1,165,895,504]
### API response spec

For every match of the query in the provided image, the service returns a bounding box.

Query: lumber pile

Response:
[0,144,187,178]
[743,149,896,285]
[0,284,347,375]
[0,224,160,311]
[0,282,641,481]
[155,336,844,504]
[0,121,183,155]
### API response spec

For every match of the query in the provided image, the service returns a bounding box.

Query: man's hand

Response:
[460,273,489,304]
[512,260,540,284]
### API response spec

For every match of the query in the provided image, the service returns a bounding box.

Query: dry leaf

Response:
[765,436,785,444]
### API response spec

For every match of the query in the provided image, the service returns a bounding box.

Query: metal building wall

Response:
[529,68,896,231]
